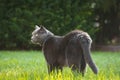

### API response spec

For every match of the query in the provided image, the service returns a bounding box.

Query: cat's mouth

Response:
[31,39,36,44]
[31,36,37,44]
[31,39,42,46]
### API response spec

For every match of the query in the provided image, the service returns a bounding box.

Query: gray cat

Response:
[31,25,98,75]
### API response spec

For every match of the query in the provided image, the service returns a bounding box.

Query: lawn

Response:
[0,51,120,80]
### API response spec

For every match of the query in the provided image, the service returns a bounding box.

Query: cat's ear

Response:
[40,25,47,32]
[35,25,40,29]
[37,25,47,33]
[40,25,45,30]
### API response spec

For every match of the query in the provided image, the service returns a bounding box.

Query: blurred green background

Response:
[0,0,119,50]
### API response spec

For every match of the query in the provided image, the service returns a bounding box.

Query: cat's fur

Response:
[31,25,98,75]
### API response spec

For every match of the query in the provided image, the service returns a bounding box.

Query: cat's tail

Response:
[77,32,98,74]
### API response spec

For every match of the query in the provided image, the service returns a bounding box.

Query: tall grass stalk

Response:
[0,51,120,80]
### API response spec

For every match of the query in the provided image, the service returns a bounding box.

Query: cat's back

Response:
[61,30,83,45]
[65,30,84,38]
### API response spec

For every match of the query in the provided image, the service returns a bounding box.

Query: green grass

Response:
[0,51,120,80]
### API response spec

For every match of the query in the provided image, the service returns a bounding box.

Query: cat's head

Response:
[31,25,54,46]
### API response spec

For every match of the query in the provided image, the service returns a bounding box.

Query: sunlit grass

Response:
[0,51,120,80]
